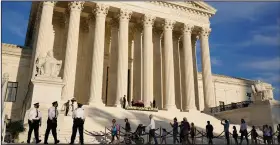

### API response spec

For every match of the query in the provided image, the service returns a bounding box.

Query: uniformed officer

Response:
[44,101,60,144]
[27,102,42,144]
[70,103,85,144]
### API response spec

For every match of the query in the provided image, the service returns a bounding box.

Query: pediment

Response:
[164,1,217,15]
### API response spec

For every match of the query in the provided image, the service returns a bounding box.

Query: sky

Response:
[1,1,280,100]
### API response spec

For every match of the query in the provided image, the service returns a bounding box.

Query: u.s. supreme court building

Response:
[2,1,280,143]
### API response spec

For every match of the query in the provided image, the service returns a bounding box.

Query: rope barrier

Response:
[81,124,280,145]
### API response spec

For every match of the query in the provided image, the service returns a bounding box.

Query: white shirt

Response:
[72,108,85,119]
[240,123,247,131]
[48,106,58,120]
[28,108,42,121]
[147,118,155,130]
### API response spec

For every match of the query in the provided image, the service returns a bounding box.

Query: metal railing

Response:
[211,101,253,114]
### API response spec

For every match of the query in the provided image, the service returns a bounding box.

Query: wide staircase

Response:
[18,105,278,144]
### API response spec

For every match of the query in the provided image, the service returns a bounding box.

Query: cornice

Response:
[149,1,215,18]
[2,43,32,58]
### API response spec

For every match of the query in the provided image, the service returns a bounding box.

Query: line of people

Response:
[27,101,85,144]
[108,115,280,145]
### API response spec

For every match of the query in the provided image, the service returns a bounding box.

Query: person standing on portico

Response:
[27,102,42,144]
[44,101,60,144]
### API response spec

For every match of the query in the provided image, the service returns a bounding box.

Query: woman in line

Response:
[239,119,248,145]
[190,122,197,144]
[110,119,119,144]
[232,126,238,145]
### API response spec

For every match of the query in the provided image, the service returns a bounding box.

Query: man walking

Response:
[70,103,85,144]
[27,102,42,144]
[206,121,214,145]
[221,119,230,145]
[44,101,60,144]
[147,114,158,145]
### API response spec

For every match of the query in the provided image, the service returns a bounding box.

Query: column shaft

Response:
[115,9,132,107]
[200,28,215,110]
[143,15,155,107]
[163,19,177,110]
[182,24,197,111]
[89,4,109,105]
[61,2,84,101]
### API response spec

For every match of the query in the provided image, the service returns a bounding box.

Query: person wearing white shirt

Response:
[44,101,60,144]
[70,103,85,144]
[239,118,248,145]
[27,102,42,144]
[147,114,158,144]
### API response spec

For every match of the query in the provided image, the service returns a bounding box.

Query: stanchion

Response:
[160,126,162,144]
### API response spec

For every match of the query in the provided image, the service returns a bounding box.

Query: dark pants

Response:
[240,130,248,145]
[149,129,158,144]
[27,120,40,143]
[173,132,179,144]
[207,133,213,145]
[225,131,230,145]
[44,119,58,143]
[70,118,84,144]
[65,107,69,116]
[111,133,119,143]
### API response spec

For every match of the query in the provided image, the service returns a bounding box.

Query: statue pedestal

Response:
[30,76,65,108]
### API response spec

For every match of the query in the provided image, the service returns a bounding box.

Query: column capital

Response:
[142,14,156,26]
[119,9,132,21]
[199,27,211,37]
[163,19,175,31]
[68,1,84,12]
[42,1,57,7]
[183,24,194,34]
[93,3,109,17]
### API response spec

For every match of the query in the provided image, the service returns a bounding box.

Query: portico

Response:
[26,1,217,111]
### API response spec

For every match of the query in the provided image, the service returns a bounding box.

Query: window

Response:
[5,82,18,102]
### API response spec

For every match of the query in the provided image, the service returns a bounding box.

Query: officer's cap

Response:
[77,103,83,107]
[71,98,76,101]
[52,101,58,105]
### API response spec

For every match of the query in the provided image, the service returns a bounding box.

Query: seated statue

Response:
[35,50,62,78]
[251,80,273,101]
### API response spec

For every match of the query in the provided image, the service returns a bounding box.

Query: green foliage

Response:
[6,120,26,139]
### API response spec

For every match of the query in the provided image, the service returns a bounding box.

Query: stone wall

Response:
[1,43,32,120]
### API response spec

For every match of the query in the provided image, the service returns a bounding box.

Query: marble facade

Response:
[2,1,277,118]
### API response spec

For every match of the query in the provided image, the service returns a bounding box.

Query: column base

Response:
[165,105,179,112]
[88,100,105,107]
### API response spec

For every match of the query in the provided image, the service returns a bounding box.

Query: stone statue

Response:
[35,26,62,78]
[35,50,62,78]
[251,80,273,101]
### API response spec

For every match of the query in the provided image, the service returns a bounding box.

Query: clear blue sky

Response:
[2,2,280,100]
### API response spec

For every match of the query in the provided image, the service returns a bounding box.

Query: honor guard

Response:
[44,101,60,144]
[27,102,42,143]
[70,103,85,144]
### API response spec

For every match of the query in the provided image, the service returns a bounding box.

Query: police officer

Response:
[70,103,85,144]
[44,101,60,144]
[27,102,42,143]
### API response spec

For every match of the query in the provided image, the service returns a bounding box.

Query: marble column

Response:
[32,2,56,77]
[107,19,119,106]
[142,14,155,107]
[191,35,201,110]
[200,27,215,110]
[115,9,132,107]
[88,3,109,106]
[133,25,143,102]
[163,19,177,110]
[61,2,84,101]
[182,24,197,111]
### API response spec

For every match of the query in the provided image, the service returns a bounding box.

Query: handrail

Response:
[210,100,253,113]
